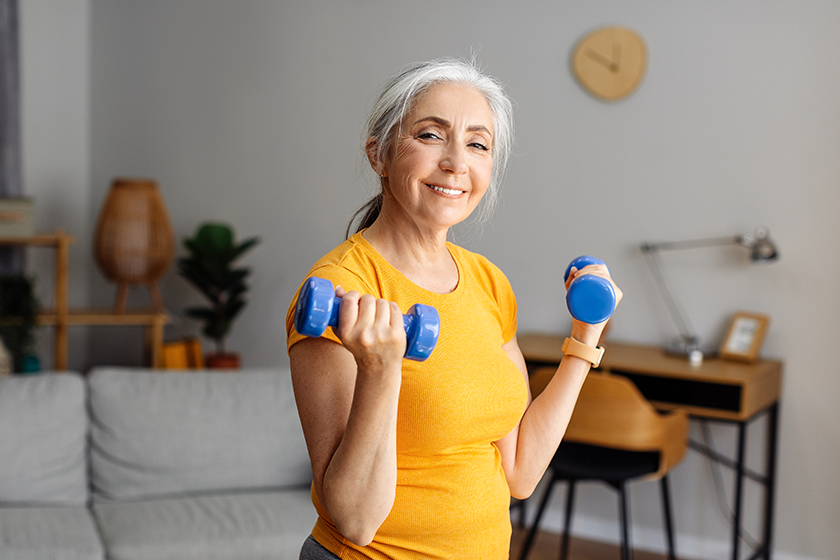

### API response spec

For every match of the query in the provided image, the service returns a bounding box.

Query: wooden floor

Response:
[510,525,680,560]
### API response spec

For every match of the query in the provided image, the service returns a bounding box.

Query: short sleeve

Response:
[495,269,518,344]
[285,264,375,354]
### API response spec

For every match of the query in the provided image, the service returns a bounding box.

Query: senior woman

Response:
[286,58,621,560]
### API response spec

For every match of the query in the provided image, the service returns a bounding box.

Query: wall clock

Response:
[571,26,647,101]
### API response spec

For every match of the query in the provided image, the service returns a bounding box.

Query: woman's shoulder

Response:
[306,234,379,293]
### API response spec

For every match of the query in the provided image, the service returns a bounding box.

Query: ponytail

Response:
[345,192,383,239]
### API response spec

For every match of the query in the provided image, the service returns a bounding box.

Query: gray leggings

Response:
[300,535,341,560]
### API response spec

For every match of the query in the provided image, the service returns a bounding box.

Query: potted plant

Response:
[177,223,259,368]
[0,274,41,373]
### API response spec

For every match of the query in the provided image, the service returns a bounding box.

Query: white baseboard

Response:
[518,509,826,560]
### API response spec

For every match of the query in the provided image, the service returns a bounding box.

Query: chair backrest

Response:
[531,367,689,479]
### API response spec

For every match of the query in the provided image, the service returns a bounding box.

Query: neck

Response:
[363,216,459,294]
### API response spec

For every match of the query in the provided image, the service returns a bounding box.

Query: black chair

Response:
[518,369,689,560]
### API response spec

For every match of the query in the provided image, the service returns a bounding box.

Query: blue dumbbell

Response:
[293,277,440,362]
[563,256,616,324]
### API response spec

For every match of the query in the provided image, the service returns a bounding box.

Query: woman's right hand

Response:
[333,286,407,376]
[290,287,404,545]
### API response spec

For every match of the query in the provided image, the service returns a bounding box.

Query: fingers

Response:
[564,267,578,291]
[335,291,407,363]
[566,264,623,306]
[565,264,609,289]
[337,290,361,331]
[613,282,623,306]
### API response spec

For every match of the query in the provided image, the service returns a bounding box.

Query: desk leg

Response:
[763,403,779,560]
[732,422,747,560]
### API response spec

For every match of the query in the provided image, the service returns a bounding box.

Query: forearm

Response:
[506,353,591,498]
[508,350,591,498]
[320,365,401,545]
[503,321,602,498]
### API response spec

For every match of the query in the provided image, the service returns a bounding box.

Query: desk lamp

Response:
[640,227,779,359]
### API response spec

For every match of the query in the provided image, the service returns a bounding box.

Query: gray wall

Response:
[19,0,91,370]
[21,1,840,559]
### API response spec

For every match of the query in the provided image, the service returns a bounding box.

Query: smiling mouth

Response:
[427,184,465,196]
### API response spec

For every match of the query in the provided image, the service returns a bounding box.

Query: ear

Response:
[365,137,387,177]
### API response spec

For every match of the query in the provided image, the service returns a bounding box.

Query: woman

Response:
[286,58,621,560]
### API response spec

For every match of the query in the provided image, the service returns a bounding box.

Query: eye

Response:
[469,141,490,151]
[418,132,441,141]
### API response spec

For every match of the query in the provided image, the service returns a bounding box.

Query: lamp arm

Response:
[641,247,698,348]
[641,235,741,253]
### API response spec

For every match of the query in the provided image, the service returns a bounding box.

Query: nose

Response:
[440,142,468,175]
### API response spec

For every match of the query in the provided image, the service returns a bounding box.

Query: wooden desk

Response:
[519,333,782,560]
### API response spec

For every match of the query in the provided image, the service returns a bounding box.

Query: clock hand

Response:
[612,42,622,71]
[585,49,619,73]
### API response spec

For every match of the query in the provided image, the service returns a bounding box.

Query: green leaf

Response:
[0,275,41,371]
[229,237,260,261]
[196,223,234,253]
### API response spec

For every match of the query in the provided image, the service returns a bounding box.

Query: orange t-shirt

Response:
[286,232,527,559]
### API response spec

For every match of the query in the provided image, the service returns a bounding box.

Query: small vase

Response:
[21,353,40,374]
[94,178,174,313]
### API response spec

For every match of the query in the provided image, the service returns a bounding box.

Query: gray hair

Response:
[348,57,514,236]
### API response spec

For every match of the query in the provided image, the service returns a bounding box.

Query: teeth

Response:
[428,184,464,195]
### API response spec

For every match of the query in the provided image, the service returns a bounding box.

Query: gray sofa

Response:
[0,367,317,560]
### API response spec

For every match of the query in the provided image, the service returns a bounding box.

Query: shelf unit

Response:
[0,230,168,369]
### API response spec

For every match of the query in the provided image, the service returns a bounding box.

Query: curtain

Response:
[0,0,23,273]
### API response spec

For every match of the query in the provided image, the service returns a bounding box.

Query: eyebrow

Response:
[414,116,493,136]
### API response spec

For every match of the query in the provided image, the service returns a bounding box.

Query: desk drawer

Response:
[612,369,742,414]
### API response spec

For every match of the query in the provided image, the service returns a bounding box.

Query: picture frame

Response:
[719,311,770,363]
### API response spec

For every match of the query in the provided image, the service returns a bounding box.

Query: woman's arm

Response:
[495,334,593,499]
[289,291,406,546]
[495,264,622,499]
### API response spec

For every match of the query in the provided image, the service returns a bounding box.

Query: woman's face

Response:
[378,82,494,233]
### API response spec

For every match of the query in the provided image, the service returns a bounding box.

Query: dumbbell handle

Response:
[564,256,616,324]
[294,277,440,361]
[319,294,419,336]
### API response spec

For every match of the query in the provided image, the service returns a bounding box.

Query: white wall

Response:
[21,1,840,559]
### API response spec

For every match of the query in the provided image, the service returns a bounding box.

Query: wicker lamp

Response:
[93,178,174,313]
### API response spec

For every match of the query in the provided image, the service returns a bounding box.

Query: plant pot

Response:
[205,352,240,369]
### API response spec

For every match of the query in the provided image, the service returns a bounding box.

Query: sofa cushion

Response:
[0,372,89,506]
[88,368,311,502]
[92,489,316,560]
[0,506,105,560]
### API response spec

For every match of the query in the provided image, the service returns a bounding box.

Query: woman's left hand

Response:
[564,263,623,347]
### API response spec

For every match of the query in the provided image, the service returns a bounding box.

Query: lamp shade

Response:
[93,178,174,312]
[739,227,779,262]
